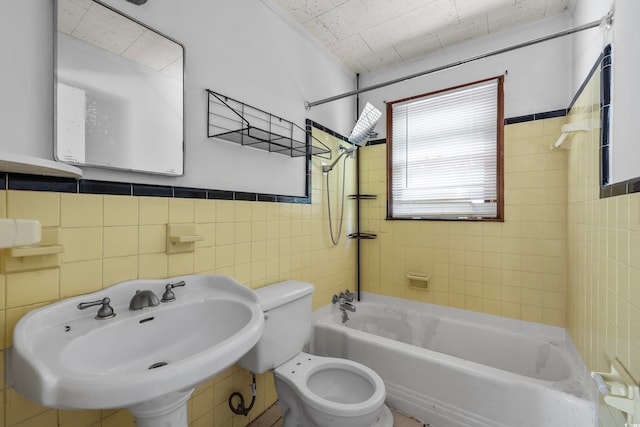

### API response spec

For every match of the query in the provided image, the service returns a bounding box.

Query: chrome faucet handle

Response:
[77,297,116,320]
[161,280,186,303]
[339,289,355,302]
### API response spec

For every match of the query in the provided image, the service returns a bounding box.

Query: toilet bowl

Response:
[238,280,391,427]
[274,352,391,427]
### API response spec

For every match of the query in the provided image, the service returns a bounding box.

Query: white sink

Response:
[9,274,264,426]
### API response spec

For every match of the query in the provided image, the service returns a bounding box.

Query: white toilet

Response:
[239,280,392,427]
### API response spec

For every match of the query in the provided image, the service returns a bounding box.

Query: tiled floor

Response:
[247,403,426,427]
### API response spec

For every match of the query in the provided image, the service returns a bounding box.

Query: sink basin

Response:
[9,274,264,423]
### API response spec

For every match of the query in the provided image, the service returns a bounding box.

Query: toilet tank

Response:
[238,280,314,374]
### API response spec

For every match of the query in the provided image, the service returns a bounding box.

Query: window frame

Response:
[386,76,505,221]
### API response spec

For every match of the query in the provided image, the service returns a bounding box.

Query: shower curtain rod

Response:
[304,12,613,110]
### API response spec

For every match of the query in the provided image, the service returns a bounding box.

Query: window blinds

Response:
[389,78,500,220]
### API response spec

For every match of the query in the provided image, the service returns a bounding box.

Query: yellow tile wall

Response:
[565,66,640,425]
[0,128,356,426]
[359,116,569,326]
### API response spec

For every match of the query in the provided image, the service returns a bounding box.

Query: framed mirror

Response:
[55,0,184,175]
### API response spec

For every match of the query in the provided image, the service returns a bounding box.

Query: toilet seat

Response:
[274,352,386,418]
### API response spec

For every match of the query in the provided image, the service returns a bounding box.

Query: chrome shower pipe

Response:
[304,12,613,110]
[322,145,357,173]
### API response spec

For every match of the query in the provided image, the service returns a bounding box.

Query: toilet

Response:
[239,280,392,427]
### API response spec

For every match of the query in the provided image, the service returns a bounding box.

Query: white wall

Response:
[358,13,573,133]
[570,0,613,95]
[571,0,639,185]
[0,0,355,196]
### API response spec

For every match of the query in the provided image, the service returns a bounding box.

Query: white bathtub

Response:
[311,293,596,427]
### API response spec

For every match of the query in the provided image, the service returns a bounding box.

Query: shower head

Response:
[322,103,381,174]
[348,102,382,146]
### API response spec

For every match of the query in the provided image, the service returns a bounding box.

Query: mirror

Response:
[55,0,184,175]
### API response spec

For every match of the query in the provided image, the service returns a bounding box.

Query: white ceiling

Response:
[271,0,570,73]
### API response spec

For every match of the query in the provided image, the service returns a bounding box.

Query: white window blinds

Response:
[389,78,502,220]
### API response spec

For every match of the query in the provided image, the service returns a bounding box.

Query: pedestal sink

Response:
[8,274,265,427]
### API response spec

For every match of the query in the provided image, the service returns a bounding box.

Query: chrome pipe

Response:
[304,14,612,110]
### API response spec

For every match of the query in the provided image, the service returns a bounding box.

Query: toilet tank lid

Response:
[254,280,314,311]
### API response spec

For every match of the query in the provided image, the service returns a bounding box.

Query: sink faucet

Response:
[78,297,116,320]
[129,290,160,310]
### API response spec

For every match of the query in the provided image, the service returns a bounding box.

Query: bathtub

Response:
[311,293,596,427]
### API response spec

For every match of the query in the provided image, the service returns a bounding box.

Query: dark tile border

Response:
[363,109,570,146]
[80,180,131,195]
[174,187,207,199]
[133,184,173,197]
[504,109,567,125]
[207,190,234,200]
[368,138,387,146]
[1,172,319,205]
[307,120,349,143]
[257,194,277,202]
[0,120,346,205]
[597,44,637,198]
[9,173,78,193]
[234,192,257,202]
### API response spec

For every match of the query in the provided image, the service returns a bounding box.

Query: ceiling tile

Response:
[395,32,443,60]
[359,47,404,72]
[316,0,376,41]
[162,57,183,79]
[344,58,370,73]
[361,0,425,24]
[273,0,345,23]
[72,3,145,55]
[454,0,516,20]
[402,0,459,37]
[272,0,572,73]
[303,18,339,46]
[360,16,414,52]
[122,30,183,73]
[437,16,490,48]
[331,33,375,60]
[488,1,545,33]
[544,0,569,16]
[57,0,92,35]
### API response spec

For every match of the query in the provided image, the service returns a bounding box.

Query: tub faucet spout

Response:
[340,302,356,312]
[339,301,356,323]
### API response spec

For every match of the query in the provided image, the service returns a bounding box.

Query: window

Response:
[387,76,504,220]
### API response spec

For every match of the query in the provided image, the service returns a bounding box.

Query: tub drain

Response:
[148,362,168,370]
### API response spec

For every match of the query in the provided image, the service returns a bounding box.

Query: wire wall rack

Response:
[206,90,331,159]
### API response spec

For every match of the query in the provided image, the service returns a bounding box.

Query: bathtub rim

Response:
[311,291,596,404]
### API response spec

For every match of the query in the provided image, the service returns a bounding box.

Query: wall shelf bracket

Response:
[166,224,203,254]
[0,228,64,273]
[592,358,640,423]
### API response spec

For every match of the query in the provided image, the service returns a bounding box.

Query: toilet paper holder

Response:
[591,358,640,423]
